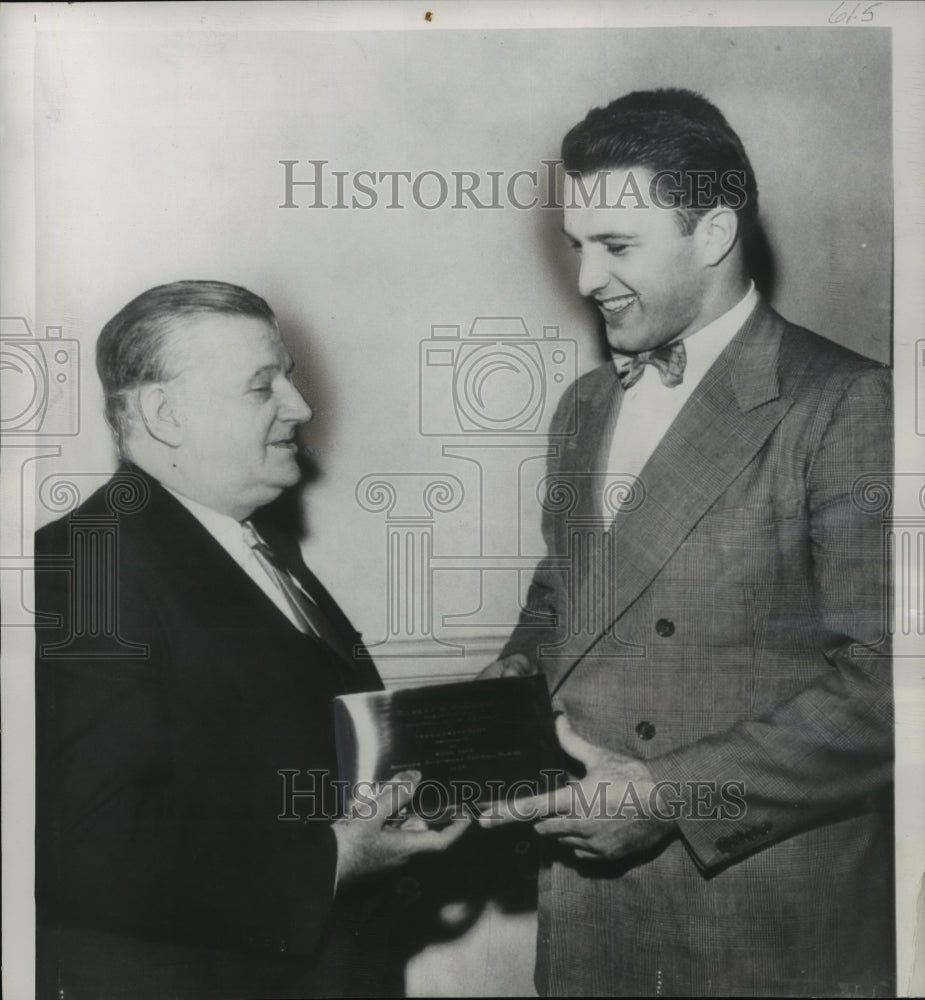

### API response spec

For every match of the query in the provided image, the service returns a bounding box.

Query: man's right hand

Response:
[475,653,538,680]
[332,770,469,887]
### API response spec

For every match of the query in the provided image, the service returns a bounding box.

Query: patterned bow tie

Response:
[612,340,686,390]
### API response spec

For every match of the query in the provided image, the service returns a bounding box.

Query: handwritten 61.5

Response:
[828,1,882,23]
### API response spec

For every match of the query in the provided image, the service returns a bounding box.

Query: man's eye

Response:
[250,385,272,396]
[606,244,628,256]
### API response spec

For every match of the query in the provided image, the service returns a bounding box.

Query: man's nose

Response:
[281,382,313,423]
[577,250,610,298]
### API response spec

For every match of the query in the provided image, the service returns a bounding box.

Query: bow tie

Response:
[612,340,686,390]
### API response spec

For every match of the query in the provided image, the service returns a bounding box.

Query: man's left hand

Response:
[479,715,675,861]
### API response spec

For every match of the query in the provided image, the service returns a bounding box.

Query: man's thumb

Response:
[554,713,600,766]
[372,769,420,822]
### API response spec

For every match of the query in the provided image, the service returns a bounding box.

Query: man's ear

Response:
[136,383,184,448]
[695,205,740,268]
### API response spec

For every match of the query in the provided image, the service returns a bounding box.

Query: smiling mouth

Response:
[596,294,637,316]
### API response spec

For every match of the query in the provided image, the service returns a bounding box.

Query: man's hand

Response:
[475,652,539,680]
[333,770,469,887]
[479,715,675,861]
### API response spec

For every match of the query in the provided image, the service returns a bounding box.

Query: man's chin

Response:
[273,467,302,490]
[606,331,647,354]
[267,445,301,469]
[605,325,670,355]
[247,476,298,517]
[274,457,304,488]
[247,465,301,508]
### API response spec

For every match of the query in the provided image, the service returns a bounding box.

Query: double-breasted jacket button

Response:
[635,720,656,741]
[655,618,675,637]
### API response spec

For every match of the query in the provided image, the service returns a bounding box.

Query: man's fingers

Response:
[396,817,470,853]
[393,813,430,833]
[475,659,506,680]
[477,786,574,827]
[499,654,539,677]
[475,654,537,680]
[432,817,471,847]
[554,713,602,768]
[534,817,589,837]
[556,835,593,850]
[535,825,592,850]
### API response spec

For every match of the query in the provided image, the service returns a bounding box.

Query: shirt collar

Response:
[682,279,758,347]
[164,486,251,564]
[611,280,758,375]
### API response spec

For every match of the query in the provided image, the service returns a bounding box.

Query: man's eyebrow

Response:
[246,361,291,380]
[561,227,638,243]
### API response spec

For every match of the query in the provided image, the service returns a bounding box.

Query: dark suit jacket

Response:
[502,301,894,996]
[34,465,403,999]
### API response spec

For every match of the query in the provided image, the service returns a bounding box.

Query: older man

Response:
[482,89,894,996]
[34,280,465,999]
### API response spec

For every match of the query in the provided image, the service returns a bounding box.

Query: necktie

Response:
[241,521,354,662]
[612,340,686,390]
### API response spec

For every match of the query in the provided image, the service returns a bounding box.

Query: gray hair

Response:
[95,279,276,450]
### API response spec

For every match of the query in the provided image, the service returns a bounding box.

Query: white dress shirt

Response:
[165,487,306,631]
[601,283,759,519]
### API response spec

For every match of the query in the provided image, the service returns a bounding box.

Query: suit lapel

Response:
[558,362,621,463]
[555,301,794,673]
[253,512,382,692]
[118,463,258,606]
[119,465,373,689]
[555,363,624,519]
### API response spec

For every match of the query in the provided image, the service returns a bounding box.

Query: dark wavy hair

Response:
[95,280,276,450]
[561,88,758,236]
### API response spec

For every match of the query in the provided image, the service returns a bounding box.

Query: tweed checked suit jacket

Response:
[501,300,894,997]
